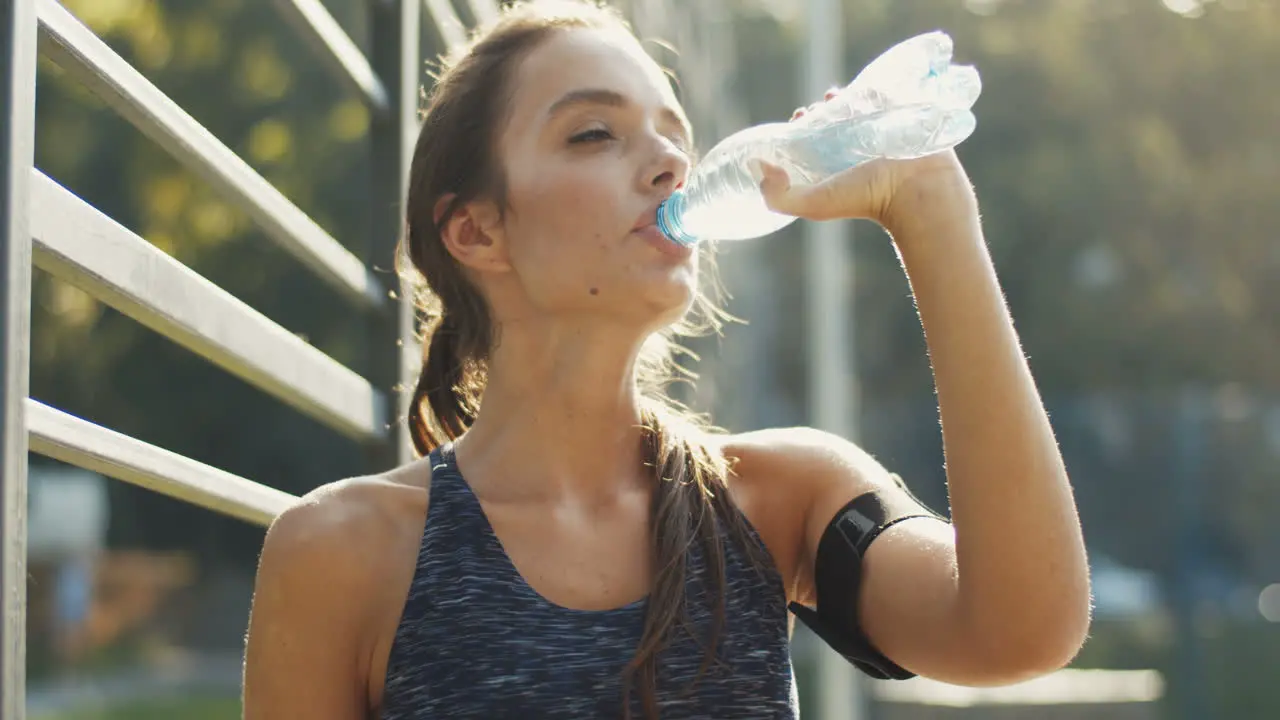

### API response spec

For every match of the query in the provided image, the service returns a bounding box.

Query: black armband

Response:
[788,477,945,680]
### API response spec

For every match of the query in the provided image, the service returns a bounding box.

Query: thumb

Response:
[753,159,839,219]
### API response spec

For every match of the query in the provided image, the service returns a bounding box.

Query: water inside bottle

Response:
[668,106,976,243]
[657,31,981,245]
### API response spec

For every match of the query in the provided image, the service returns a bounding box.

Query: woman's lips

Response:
[633,223,692,259]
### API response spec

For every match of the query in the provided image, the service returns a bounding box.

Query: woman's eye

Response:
[569,128,615,144]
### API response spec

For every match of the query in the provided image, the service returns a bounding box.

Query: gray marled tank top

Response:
[380,444,799,719]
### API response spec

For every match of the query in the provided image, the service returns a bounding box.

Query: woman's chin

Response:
[635,278,698,329]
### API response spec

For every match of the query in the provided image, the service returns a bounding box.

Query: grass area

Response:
[30,695,240,720]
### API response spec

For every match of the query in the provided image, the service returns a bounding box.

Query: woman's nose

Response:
[647,140,691,193]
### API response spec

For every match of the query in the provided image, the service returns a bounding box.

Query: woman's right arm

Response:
[243,490,381,719]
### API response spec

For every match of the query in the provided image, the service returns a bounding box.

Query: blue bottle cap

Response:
[656,191,698,247]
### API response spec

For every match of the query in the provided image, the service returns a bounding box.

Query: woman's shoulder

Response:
[711,427,845,595]
[245,463,435,713]
[252,463,434,626]
[266,463,431,561]
[715,427,887,587]
[720,425,882,492]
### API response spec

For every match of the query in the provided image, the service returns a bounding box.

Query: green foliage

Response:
[30,695,239,720]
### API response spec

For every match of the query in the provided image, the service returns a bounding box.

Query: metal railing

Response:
[0,0,501,716]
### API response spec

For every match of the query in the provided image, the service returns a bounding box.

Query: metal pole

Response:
[370,0,420,466]
[803,0,865,717]
[1171,386,1210,720]
[1,0,37,716]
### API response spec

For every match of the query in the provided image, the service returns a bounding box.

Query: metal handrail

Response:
[35,0,387,310]
[29,170,388,442]
[272,0,391,116]
[422,0,468,51]
[28,399,297,527]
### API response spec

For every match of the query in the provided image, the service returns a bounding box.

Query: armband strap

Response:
[788,479,945,680]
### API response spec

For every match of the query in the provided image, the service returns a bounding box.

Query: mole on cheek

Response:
[589,287,600,296]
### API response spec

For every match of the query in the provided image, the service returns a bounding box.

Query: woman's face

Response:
[488,27,697,332]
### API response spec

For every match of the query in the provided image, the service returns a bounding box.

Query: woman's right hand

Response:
[760,88,977,239]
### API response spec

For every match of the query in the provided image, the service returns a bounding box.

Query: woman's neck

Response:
[454,319,653,503]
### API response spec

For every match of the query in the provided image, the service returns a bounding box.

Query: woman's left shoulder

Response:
[720,425,886,498]
[714,426,885,598]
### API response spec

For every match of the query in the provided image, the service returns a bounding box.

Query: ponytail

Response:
[408,312,486,456]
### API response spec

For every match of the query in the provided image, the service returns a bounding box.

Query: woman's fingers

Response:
[791,87,843,121]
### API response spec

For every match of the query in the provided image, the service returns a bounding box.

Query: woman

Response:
[242,1,1091,718]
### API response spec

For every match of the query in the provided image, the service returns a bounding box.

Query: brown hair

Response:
[399,2,767,716]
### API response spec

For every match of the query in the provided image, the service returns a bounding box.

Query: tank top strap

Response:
[415,443,511,591]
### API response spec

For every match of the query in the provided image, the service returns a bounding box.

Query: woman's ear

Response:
[435,194,512,273]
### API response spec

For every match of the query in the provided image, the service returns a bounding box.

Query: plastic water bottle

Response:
[656,31,982,246]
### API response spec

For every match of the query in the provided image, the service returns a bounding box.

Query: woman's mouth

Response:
[632,223,693,259]
[633,201,692,259]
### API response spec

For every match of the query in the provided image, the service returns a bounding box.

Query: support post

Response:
[0,0,37,716]
[370,0,421,466]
